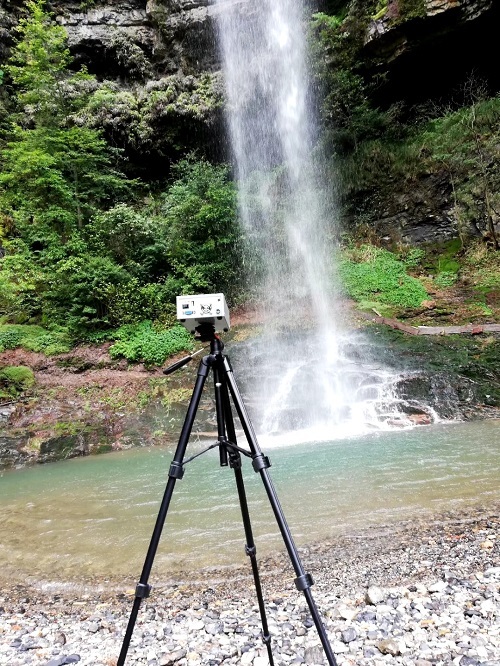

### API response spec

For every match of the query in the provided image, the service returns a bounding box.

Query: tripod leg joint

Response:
[245,544,257,557]
[262,632,272,646]
[169,461,184,480]
[294,573,314,591]
[135,583,151,599]
[252,454,271,472]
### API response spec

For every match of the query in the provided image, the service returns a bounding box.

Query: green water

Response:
[0,420,498,584]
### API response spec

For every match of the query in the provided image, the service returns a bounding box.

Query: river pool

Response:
[0,420,498,584]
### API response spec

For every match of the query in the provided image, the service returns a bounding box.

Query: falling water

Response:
[214,0,331,315]
[214,0,433,438]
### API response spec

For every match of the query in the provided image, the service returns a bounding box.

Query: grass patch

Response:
[160,386,192,407]
[461,241,500,290]
[338,244,428,309]
[109,320,194,366]
[0,324,72,355]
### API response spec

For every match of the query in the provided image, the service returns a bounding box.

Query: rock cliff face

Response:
[0,0,222,76]
[51,0,220,79]
[350,0,500,244]
[0,0,225,172]
[363,0,499,107]
[355,172,457,246]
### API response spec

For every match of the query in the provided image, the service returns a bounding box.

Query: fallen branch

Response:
[365,314,500,336]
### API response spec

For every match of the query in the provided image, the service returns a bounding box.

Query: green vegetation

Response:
[371,1,388,21]
[109,321,194,366]
[310,8,395,155]
[338,238,499,324]
[422,97,500,248]
[338,244,428,312]
[0,0,497,369]
[77,72,222,158]
[310,3,500,253]
[0,364,35,399]
[335,95,500,250]
[371,0,426,23]
[160,386,193,407]
[0,1,241,361]
[0,324,71,354]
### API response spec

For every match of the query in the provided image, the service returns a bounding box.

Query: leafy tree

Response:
[0,2,244,340]
[43,255,132,332]
[159,158,242,300]
[86,204,169,281]
[0,0,138,334]
[0,0,132,242]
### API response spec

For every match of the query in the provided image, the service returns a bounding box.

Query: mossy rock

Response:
[39,433,89,463]
[94,443,113,454]
[367,325,500,409]
[0,365,35,397]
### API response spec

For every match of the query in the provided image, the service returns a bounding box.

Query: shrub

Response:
[0,324,71,354]
[109,321,194,366]
[86,204,169,281]
[0,327,23,350]
[44,256,132,333]
[0,250,47,322]
[104,279,176,328]
[401,247,426,269]
[338,245,428,308]
[160,158,242,300]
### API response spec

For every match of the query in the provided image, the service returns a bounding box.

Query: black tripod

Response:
[117,325,337,666]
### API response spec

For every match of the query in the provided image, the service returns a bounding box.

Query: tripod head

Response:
[193,322,223,344]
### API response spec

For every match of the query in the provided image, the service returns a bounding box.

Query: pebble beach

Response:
[1,502,499,666]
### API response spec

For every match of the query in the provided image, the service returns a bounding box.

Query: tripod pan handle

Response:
[163,355,192,375]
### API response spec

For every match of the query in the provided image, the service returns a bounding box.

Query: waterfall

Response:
[213,0,436,440]
[214,0,333,316]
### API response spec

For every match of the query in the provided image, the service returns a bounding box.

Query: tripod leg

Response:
[223,357,338,666]
[117,357,210,666]
[217,375,274,666]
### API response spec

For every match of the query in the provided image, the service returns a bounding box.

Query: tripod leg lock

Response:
[262,632,272,646]
[252,454,271,472]
[245,544,257,557]
[169,461,185,479]
[135,583,151,599]
[294,573,314,591]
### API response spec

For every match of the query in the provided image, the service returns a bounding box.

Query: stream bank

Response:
[0,311,498,471]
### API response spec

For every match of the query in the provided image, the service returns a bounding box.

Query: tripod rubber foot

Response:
[294,573,314,591]
[135,583,151,598]
[252,454,271,472]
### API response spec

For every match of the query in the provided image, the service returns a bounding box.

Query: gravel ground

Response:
[0,503,499,666]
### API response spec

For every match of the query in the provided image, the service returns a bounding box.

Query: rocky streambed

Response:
[0,503,498,666]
